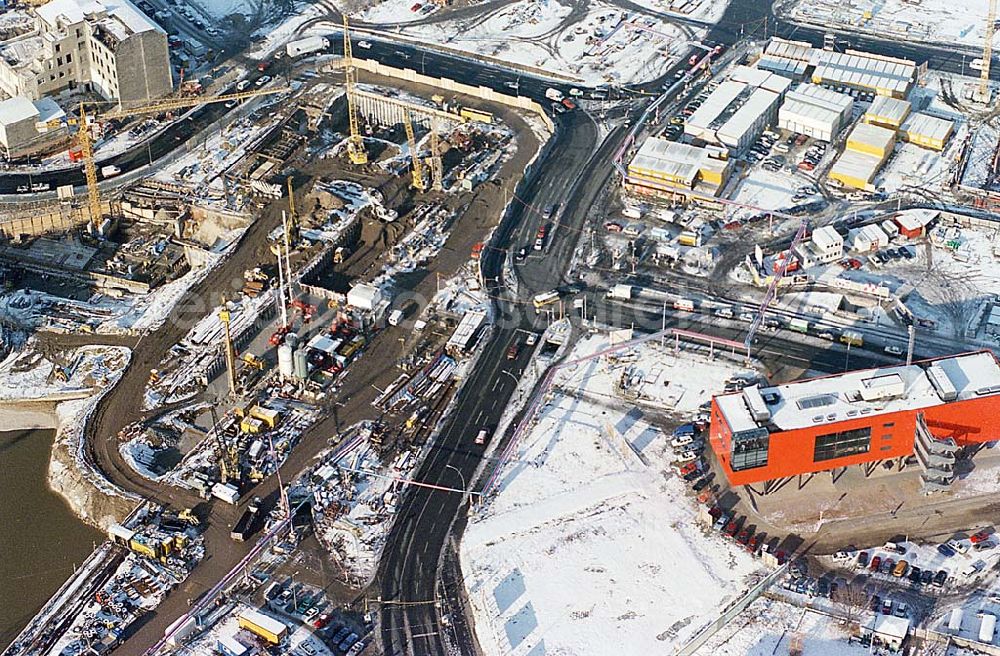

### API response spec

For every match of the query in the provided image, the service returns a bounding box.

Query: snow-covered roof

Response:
[901,112,954,142]
[780,84,853,129]
[729,65,792,94]
[812,49,915,95]
[33,97,65,124]
[36,0,160,36]
[865,614,910,641]
[830,150,882,184]
[717,88,780,145]
[715,351,1000,434]
[689,69,790,139]
[346,282,379,310]
[896,209,937,231]
[867,96,911,123]
[811,225,843,250]
[629,138,705,185]
[0,96,39,126]
[848,122,896,152]
[764,37,814,63]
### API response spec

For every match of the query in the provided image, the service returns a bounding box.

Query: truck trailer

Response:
[286,36,329,57]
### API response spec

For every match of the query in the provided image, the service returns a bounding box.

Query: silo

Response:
[277,344,294,379]
[293,347,309,380]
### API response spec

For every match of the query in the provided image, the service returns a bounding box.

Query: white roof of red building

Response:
[715,351,1000,434]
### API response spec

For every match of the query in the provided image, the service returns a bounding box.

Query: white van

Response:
[474,429,489,445]
[388,309,404,326]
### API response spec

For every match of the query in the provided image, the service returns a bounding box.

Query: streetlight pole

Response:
[445,464,466,491]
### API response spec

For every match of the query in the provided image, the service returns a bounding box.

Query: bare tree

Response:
[835,581,871,630]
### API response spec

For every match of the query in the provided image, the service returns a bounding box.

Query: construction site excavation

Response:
[0,19,550,655]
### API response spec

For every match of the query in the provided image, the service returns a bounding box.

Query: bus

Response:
[460,107,494,124]
[532,290,560,311]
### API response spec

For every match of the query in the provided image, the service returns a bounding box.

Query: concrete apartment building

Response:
[0,0,171,105]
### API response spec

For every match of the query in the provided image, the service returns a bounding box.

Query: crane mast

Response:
[429,117,444,191]
[404,111,426,191]
[980,0,998,101]
[343,16,368,165]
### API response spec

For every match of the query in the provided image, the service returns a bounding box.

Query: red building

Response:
[710,351,1000,488]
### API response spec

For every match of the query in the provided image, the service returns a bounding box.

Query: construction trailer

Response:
[237,609,287,644]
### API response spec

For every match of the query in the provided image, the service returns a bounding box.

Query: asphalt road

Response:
[375,108,603,654]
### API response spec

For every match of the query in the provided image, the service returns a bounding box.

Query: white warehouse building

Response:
[685,66,791,153]
[778,84,854,142]
[794,224,844,267]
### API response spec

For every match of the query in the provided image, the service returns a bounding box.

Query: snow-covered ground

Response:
[784,0,1000,50]
[360,0,441,24]
[0,249,221,336]
[314,425,409,583]
[0,343,128,402]
[179,604,334,656]
[387,2,698,85]
[462,334,765,655]
[697,598,869,655]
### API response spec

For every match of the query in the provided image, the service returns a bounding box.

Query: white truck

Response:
[211,482,240,505]
[286,36,330,58]
[545,87,565,102]
[607,284,633,300]
[388,309,404,326]
[101,165,121,178]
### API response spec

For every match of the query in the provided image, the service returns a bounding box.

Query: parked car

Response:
[921,569,934,585]
[971,529,992,544]
[869,595,881,612]
[881,599,893,615]
[692,477,711,492]
[934,570,948,587]
[937,543,957,558]
[895,602,908,618]
[857,551,870,568]
[908,566,922,584]
[880,558,895,575]
[869,555,882,572]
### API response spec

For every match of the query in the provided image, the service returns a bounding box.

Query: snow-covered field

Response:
[462,335,765,655]
[387,1,698,85]
[784,0,1000,50]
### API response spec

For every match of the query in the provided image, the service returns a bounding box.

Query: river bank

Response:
[0,427,103,652]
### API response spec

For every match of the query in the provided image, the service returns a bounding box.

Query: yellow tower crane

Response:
[979,0,998,101]
[342,16,368,165]
[39,87,288,232]
[429,116,444,192]
[47,91,285,228]
[219,295,238,399]
[403,111,426,191]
